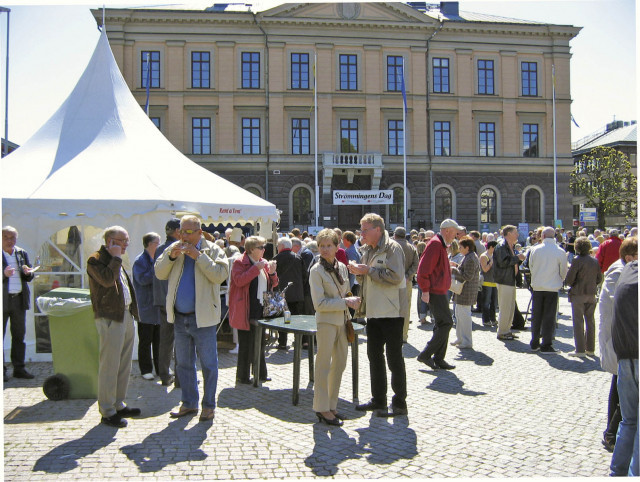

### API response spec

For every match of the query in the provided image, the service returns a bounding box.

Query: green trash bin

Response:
[37,288,98,399]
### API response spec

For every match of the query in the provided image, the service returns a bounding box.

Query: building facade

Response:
[93,2,580,232]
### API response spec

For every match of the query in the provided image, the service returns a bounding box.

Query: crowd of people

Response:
[2,216,637,475]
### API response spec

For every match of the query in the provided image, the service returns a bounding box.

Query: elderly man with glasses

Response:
[155,215,229,422]
[87,226,140,428]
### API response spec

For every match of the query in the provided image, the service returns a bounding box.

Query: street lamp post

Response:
[0,7,9,158]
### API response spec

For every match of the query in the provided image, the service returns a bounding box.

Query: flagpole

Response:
[402,58,407,228]
[144,53,151,116]
[552,64,557,225]
[1,7,10,158]
[313,51,319,227]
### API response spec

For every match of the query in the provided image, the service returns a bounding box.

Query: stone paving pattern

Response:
[5,288,612,479]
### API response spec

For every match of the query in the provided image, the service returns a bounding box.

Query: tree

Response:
[570,146,637,229]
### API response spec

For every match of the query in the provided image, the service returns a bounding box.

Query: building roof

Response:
[423,9,546,25]
[575,124,637,153]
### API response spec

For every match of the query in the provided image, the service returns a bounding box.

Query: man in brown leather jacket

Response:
[87,226,140,428]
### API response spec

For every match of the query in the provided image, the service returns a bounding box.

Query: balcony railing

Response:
[323,152,382,167]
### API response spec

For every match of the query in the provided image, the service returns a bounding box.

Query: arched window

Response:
[435,187,452,223]
[389,186,404,225]
[480,188,497,224]
[244,184,264,198]
[292,186,312,225]
[524,188,541,224]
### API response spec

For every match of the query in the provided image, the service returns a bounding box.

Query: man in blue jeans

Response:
[610,260,638,476]
[155,215,229,422]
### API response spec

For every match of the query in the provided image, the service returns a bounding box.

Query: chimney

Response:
[440,1,459,16]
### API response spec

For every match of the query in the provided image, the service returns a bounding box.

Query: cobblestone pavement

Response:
[5,287,612,479]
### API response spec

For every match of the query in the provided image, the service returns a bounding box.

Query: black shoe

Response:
[117,406,141,417]
[13,369,34,379]
[332,411,347,421]
[378,405,408,417]
[236,378,252,385]
[539,345,557,354]
[434,359,455,370]
[417,353,438,370]
[3,372,8,383]
[316,412,343,426]
[101,414,127,428]
[355,400,386,412]
[161,376,175,386]
[259,377,272,382]
[530,342,540,352]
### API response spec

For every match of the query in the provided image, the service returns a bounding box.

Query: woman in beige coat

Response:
[309,229,361,426]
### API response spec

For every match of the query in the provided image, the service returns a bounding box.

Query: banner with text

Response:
[333,190,394,205]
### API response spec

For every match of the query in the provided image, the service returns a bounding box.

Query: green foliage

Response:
[570,146,637,228]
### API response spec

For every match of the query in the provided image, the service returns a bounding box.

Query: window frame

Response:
[191,51,211,89]
[479,122,496,157]
[291,117,311,155]
[191,117,212,155]
[522,123,539,157]
[340,119,359,153]
[477,59,494,95]
[241,52,261,89]
[432,57,450,94]
[521,61,538,97]
[434,120,451,156]
[480,187,498,224]
[291,52,310,90]
[387,119,404,156]
[386,55,404,92]
[339,54,358,91]
[141,50,160,89]
[241,117,261,154]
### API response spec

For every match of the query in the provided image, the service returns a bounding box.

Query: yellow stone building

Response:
[93,2,580,232]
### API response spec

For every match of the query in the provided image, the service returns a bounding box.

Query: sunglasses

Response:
[180,229,200,235]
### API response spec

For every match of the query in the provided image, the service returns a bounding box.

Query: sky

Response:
[0,0,636,146]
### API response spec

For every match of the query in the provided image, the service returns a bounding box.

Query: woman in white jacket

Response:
[598,236,637,451]
[309,229,361,426]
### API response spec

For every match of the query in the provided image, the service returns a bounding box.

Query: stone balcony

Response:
[322,152,383,195]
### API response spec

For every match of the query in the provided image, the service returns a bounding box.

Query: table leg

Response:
[292,333,302,405]
[253,325,263,388]
[352,334,359,403]
[308,335,315,383]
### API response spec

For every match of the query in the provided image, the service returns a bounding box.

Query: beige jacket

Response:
[155,237,229,327]
[309,262,350,326]
[356,231,405,319]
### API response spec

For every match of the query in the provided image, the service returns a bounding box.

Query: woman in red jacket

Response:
[228,236,278,384]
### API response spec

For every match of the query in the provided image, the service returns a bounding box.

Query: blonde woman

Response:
[309,229,361,426]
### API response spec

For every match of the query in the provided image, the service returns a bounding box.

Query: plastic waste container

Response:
[37,288,98,400]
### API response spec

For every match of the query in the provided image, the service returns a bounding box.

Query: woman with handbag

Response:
[228,236,278,384]
[449,236,481,349]
[309,229,361,426]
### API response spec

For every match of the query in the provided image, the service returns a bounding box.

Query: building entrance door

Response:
[338,205,364,231]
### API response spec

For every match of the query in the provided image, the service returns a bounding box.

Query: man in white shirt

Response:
[528,226,568,354]
[2,226,37,381]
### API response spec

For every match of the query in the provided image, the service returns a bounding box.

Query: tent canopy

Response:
[2,28,278,258]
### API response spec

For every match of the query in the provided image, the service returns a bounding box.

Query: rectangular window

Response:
[292,118,310,155]
[479,122,495,157]
[433,58,449,93]
[388,120,404,155]
[523,123,539,157]
[242,118,260,154]
[478,59,494,95]
[340,119,358,153]
[191,51,210,89]
[339,54,357,90]
[387,56,403,92]
[434,121,451,156]
[242,52,260,89]
[522,62,538,96]
[150,117,161,129]
[192,117,211,155]
[141,51,160,88]
[291,53,309,90]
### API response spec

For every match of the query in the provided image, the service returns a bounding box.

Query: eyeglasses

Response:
[111,238,130,245]
[361,227,376,235]
[180,229,200,235]
[255,246,266,250]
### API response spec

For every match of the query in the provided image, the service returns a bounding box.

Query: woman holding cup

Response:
[309,228,361,426]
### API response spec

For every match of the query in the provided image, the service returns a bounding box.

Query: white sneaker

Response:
[568,351,587,358]
[229,346,239,354]
[142,373,155,380]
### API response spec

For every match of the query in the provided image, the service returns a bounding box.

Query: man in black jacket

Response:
[609,260,638,476]
[493,225,526,341]
[274,236,306,349]
[2,226,36,381]
[153,218,181,386]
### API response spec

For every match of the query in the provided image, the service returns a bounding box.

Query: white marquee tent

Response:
[1,29,278,361]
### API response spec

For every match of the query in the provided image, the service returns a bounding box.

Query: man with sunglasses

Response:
[87,226,140,428]
[155,215,229,422]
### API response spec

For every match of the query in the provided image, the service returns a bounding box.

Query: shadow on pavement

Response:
[402,343,420,357]
[5,398,94,424]
[420,370,487,396]
[304,424,363,476]
[453,349,494,367]
[32,424,117,473]
[355,415,418,464]
[120,417,208,473]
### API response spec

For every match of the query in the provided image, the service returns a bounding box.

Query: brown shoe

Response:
[199,408,215,422]
[170,406,198,418]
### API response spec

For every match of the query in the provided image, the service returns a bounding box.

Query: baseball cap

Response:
[440,219,462,230]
